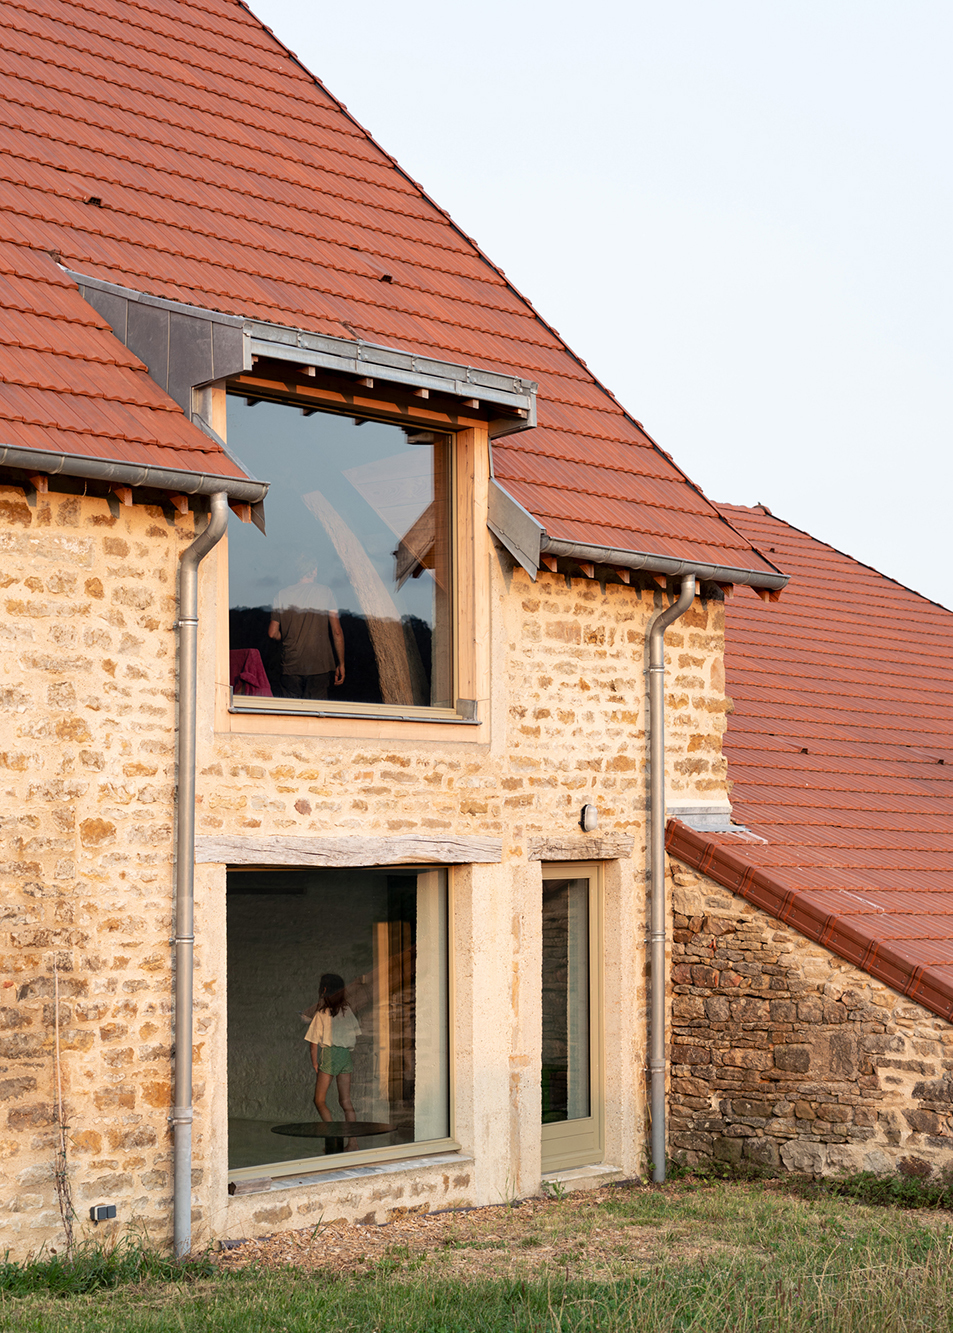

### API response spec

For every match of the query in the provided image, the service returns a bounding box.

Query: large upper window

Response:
[227,397,452,713]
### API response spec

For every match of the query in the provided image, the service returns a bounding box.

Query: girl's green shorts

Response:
[317,1045,353,1075]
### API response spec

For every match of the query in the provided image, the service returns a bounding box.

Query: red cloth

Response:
[229,648,272,697]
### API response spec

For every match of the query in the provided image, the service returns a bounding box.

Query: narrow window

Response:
[227,867,451,1178]
[226,398,452,713]
[540,865,603,1173]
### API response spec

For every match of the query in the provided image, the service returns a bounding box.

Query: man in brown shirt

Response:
[268,560,345,699]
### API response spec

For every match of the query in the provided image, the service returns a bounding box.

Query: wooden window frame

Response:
[208,378,491,741]
[540,862,605,1174]
[227,864,458,1187]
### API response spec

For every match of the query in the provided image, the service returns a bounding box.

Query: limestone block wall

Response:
[0,484,193,1258]
[667,858,953,1179]
[196,542,731,1237]
[0,474,732,1259]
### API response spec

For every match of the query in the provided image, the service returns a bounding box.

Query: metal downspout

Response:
[647,573,696,1184]
[173,492,229,1258]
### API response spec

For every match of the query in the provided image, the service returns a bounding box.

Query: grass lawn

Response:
[3,1176,952,1331]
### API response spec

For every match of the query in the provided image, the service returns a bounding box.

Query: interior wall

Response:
[226,871,388,1122]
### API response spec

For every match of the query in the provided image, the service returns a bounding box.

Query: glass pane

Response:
[541,878,590,1123]
[226,867,449,1171]
[226,398,452,708]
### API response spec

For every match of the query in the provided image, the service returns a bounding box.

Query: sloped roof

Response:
[667,503,953,1020]
[0,237,253,487]
[0,0,778,579]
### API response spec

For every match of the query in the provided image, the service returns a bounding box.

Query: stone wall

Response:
[668,857,953,1179]
[0,484,195,1256]
[0,470,731,1259]
[195,539,730,1237]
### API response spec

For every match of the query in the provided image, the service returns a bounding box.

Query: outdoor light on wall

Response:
[580,804,598,832]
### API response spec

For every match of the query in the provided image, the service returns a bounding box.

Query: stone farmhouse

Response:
[0,0,947,1264]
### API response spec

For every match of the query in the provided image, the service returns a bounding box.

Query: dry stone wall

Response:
[668,858,953,1179]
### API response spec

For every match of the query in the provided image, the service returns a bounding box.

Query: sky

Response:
[251,0,951,606]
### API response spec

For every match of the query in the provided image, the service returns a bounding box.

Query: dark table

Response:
[271,1121,392,1155]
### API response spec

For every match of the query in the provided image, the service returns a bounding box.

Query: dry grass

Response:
[5,1177,953,1331]
[213,1175,948,1283]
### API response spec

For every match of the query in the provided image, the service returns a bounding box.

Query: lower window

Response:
[540,864,603,1173]
[227,866,451,1178]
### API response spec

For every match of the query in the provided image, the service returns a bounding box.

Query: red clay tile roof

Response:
[0,0,778,577]
[667,504,953,1020]
[0,238,249,480]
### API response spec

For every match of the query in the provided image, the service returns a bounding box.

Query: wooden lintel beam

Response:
[578,561,595,579]
[462,397,480,410]
[612,566,630,584]
[541,555,558,573]
[229,501,252,524]
[27,473,48,494]
[111,485,133,506]
[167,494,190,516]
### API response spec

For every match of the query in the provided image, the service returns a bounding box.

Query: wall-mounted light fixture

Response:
[580,803,598,832]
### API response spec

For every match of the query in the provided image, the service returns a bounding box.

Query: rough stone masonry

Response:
[667,858,953,1179]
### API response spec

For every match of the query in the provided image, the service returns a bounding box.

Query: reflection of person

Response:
[304,973,361,1142]
[268,555,345,699]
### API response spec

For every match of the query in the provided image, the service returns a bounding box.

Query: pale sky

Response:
[252,0,951,607]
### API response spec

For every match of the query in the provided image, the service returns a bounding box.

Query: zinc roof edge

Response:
[64,267,245,326]
[0,438,267,502]
[540,537,787,589]
[55,270,541,410]
[665,819,953,1024]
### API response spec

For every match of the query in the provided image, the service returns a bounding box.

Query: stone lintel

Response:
[528,835,634,862]
[195,834,503,867]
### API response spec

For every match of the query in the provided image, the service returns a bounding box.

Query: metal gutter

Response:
[0,444,268,505]
[172,493,229,1259]
[541,537,788,592]
[665,820,953,1025]
[647,575,696,1184]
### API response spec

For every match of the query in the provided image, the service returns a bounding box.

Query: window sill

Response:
[228,1144,465,1196]
[229,695,479,724]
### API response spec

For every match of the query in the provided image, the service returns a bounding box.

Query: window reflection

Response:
[227,398,452,709]
[227,867,450,1172]
[541,878,591,1123]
